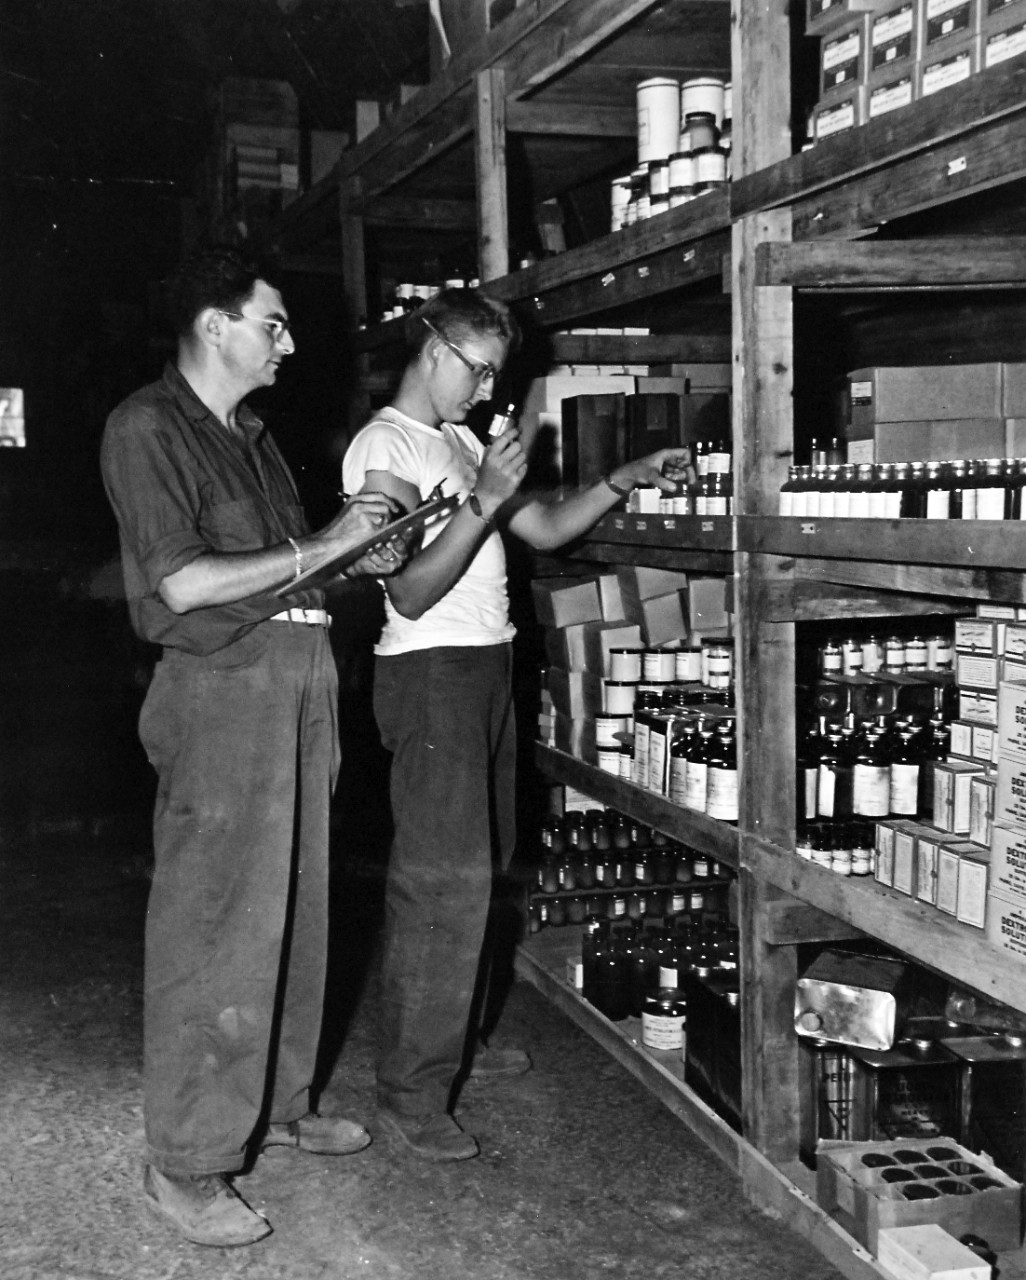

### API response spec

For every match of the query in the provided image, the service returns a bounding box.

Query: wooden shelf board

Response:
[740,516,1026,571]
[743,835,1026,1016]
[515,927,891,1280]
[534,743,740,865]
[732,53,1026,219]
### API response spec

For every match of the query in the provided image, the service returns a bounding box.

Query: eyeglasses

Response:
[422,318,498,385]
[219,310,293,343]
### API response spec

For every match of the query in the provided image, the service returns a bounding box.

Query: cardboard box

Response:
[587,623,644,678]
[967,768,992,849]
[639,591,688,647]
[595,573,627,622]
[933,760,985,833]
[624,393,681,459]
[988,823,1026,905]
[808,0,891,34]
[867,69,916,117]
[998,679,1026,757]
[1005,362,1026,415]
[821,16,872,92]
[981,0,1026,66]
[955,618,1000,654]
[848,365,1003,428]
[876,820,897,886]
[971,723,997,764]
[986,886,1026,961]
[519,372,637,486]
[996,751,1026,830]
[949,719,974,759]
[916,829,944,903]
[687,577,730,632]
[919,0,981,52]
[955,843,990,927]
[815,1138,1022,1254]
[814,84,868,139]
[876,1223,991,1280]
[553,712,596,762]
[681,392,731,443]
[868,1,921,80]
[559,394,626,487]
[546,668,602,718]
[1004,623,1026,661]
[531,577,603,628]
[956,652,999,691]
[937,840,962,913]
[916,33,980,95]
[843,418,1007,462]
[959,689,998,725]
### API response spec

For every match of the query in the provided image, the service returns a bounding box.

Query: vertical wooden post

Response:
[732,0,802,1164]
[475,67,509,283]
[340,175,371,439]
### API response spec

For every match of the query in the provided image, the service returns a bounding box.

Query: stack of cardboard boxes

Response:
[873,606,1026,948]
[843,361,1026,464]
[532,568,730,772]
[809,0,1026,142]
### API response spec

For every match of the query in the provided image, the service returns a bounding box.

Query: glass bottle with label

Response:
[817,724,854,822]
[669,721,695,807]
[949,459,971,519]
[684,720,714,812]
[833,464,855,518]
[818,464,841,518]
[901,461,927,518]
[924,461,950,519]
[853,724,891,818]
[797,717,823,823]
[888,726,920,817]
[974,458,1008,521]
[779,466,800,516]
[705,721,739,823]
[849,463,874,519]
[791,465,812,518]
[918,714,950,815]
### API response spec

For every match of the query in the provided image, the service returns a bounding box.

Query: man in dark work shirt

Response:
[101,246,406,1248]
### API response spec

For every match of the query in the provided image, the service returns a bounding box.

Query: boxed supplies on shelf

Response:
[989,824,1026,905]
[821,16,872,92]
[595,573,627,622]
[997,678,1026,757]
[546,668,602,719]
[915,34,980,96]
[638,591,688,647]
[815,1137,1023,1253]
[867,1,921,85]
[553,712,596,763]
[920,0,981,53]
[846,418,1007,463]
[848,366,1003,428]
[560,394,626,487]
[807,0,892,35]
[814,83,868,140]
[875,1222,992,1280]
[531,577,603,628]
[867,69,916,118]
[981,0,1026,67]
[933,761,985,834]
[795,950,912,1050]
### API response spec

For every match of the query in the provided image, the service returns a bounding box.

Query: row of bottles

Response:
[376,267,482,324]
[581,912,738,1025]
[798,712,951,824]
[818,633,954,677]
[668,717,738,822]
[779,459,1026,520]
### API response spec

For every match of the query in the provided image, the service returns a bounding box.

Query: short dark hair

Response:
[165,245,280,336]
[404,287,521,364]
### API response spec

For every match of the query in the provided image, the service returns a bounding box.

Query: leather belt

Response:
[270,608,330,626]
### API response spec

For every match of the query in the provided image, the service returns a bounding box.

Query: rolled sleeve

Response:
[101,406,209,596]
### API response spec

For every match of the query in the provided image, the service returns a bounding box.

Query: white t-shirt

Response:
[343,406,515,656]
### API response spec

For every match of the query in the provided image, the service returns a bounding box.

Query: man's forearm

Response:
[158,543,299,613]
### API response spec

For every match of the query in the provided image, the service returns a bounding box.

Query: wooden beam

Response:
[763,900,866,946]
[549,333,732,364]
[793,113,1026,241]
[756,577,976,621]
[476,68,509,283]
[793,556,1026,605]
[757,238,1026,288]
[361,195,476,231]
[506,101,635,138]
[732,51,1026,219]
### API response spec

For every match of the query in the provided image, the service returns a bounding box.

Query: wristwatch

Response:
[467,492,494,525]
[603,474,633,498]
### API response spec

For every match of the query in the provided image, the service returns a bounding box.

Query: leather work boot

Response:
[261,1113,371,1155]
[377,1108,480,1161]
[143,1165,271,1247]
[468,1042,532,1080]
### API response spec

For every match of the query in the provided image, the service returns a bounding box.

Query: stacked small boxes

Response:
[807,0,1000,143]
[875,606,1026,941]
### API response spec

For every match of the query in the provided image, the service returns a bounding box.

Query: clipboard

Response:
[275,494,459,596]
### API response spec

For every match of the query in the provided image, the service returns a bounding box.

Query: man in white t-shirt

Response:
[343,289,688,1161]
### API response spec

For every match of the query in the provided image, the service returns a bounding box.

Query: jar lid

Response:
[684,110,716,123]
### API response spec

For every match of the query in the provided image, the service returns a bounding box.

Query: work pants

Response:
[373,643,516,1117]
[139,623,340,1176]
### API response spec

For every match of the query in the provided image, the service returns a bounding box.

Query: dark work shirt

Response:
[101,361,322,655]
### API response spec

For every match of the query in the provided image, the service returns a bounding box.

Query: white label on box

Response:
[937,846,960,912]
[875,821,896,886]
[850,379,873,405]
[958,653,999,689]
[970,776,996,846]
[990,824,1026,905]
[957,854,990,928]
[825,29,862,65]
[950,719,974,757]
[868,76,913,115]
[922,47,973,92]
[873,4,914,49]
[998,679,1026,757]
[997,753,1026,829]
[986,21,1026,64]
[925,0,972,43]
[986,889,1026,961]
[1004,624,1026,661]
[893,829,915,894]
[816,99,857,137]
[916,835,941,903]
[973,724,998,763]
[960,689,999,725]
[956,618,997,653]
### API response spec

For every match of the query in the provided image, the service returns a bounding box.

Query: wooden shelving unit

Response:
[272,5,1026,1275]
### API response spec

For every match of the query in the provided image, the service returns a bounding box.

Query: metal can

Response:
[884,636,906,673]
[904,636,928,672]
[820,639,843,675]
[841,637,864,675]
[704,641,733,688]
[862,635,883,674]
[927,634,954,671]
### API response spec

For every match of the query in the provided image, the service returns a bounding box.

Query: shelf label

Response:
[683,249,695,263]
[662,518,676,530]
[532,295,544,310]
[701,520,714,532]
[601,272,615,287]
[613,516,626,531]
[947,155,967,176]
[801,522,818,534]
[636,520,649,532]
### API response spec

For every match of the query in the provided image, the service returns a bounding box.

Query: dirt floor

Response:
[0,812,845,1280]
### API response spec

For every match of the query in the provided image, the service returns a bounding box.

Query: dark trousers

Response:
[139,623,340,1176]
[373,643,516,1117]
